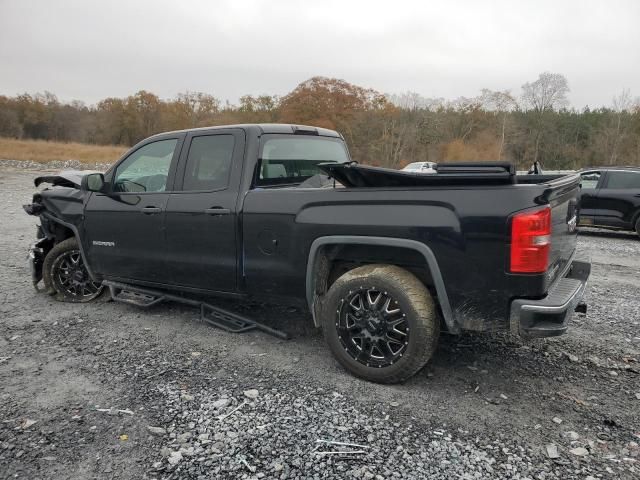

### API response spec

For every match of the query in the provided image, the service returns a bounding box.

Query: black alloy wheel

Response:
[51,249,103,300]
[336,287,409,368]
[43,237,105,302]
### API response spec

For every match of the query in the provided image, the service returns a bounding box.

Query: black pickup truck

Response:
[24,124,590,383]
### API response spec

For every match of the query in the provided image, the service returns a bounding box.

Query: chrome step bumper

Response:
[509,259,591,338]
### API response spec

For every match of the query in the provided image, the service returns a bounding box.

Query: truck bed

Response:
[242,165,581,333]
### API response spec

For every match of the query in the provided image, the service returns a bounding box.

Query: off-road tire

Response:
[635,217,640,237]
[42,237,107,302]
[321,264,439,384]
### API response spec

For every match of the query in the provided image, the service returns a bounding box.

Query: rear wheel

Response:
[635,217,640,237]
[321,264,439,384]
[43,237,105,302]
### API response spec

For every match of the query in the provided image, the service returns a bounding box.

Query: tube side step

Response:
[103,280,290,340]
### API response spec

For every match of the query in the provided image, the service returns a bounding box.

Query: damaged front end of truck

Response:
[23,170,98,290]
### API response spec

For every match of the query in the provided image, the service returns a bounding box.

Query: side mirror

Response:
[82,173,106,192]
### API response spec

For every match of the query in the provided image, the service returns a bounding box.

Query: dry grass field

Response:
[0,137,126,164]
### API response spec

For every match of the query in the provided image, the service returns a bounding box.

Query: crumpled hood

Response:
[34,170,101,188]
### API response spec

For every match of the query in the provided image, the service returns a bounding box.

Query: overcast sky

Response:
[1,0,638,108]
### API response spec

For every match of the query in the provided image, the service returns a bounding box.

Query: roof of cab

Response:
[152,123,342,139]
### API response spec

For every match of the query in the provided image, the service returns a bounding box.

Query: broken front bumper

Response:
[509,259,591,338]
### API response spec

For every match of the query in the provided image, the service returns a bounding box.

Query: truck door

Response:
[163,129,245,291]
[83,136,183,282]
[578,170,602,226]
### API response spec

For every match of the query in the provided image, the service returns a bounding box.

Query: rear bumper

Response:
[509,259,591,338]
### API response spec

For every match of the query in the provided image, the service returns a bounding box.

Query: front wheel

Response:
[635,217,640,238]
[43,237,105,302]
[321,264,439,384]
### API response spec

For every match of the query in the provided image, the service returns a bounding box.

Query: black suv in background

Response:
[579,167,640,237]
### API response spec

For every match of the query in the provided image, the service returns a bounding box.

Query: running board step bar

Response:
[103,280,290,340]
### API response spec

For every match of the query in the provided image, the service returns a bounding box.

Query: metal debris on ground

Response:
[237,455,257,472]
[556,392,589,406]
[217,401,247,422]
[20,419,37,429]
[95,407,135,416]
[313,439,370,457]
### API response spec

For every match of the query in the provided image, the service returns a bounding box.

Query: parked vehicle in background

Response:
[578,167,640,237]
[402,162,437,174]
[24,124,590,383]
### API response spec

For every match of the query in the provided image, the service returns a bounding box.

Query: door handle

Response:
[204,207,231,216]
[141,206,162,214]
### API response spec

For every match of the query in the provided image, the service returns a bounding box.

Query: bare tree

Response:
[609,89,634,164]
[521,72,570,112]
[521,72,570,163]
[446,96,484,141]
[481,89,517,160]
[386,92,445,111]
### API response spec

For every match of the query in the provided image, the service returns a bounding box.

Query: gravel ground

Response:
[1,166,639,480]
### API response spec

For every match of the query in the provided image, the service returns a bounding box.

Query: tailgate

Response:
[542,173,581,287]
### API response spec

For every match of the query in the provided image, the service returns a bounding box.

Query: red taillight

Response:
[510,206,551,273]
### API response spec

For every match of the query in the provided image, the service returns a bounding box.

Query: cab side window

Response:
[604,171,640,189]
[113,139,178,193]
[579,171,600,189]
[182,135,235,191]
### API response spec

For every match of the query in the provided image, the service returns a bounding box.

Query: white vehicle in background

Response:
[402,161,437,174]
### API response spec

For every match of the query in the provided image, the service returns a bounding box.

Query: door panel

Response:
[84,193,169,281]
[164,130,245,291]
[83,136,183,282]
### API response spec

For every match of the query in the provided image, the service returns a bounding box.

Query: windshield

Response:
[256,136,349,186]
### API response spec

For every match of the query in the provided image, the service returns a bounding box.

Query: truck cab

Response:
[81,125,349,293]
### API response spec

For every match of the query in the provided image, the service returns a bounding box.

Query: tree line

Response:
[1,73,638,170]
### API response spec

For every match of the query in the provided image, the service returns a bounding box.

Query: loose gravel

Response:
[1,167,639,479]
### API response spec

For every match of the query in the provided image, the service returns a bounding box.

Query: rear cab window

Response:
[255,135,349,187]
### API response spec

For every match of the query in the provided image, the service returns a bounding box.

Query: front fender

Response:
[40,212,98,282]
